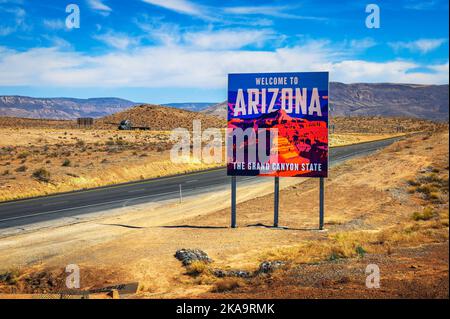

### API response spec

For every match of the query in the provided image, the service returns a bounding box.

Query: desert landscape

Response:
[0,119,447,298]
[1,104,438,202]
[0,0,448,306]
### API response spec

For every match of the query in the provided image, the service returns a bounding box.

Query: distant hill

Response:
[202,83,449,121]
[162,102,218,112]
[0,96,136,120]
[202,101,228,118]
[96,104,226,130]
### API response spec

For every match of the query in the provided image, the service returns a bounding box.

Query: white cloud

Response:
[0,26,15,36]
[42,35,72,49]
[87,0,112,15]
[0,5,28,35]
[223,5,326,21]
[93,32,140,50]
[429,62,449,73]
[134,16,181,46]
[0,40,448,88]
[43,19,66,30]
[389,38,447,54]
[142,0,204,17]
[404,0,438,10]
[133,18,279,49]
[183,29,276,50]
[348,38,377,51]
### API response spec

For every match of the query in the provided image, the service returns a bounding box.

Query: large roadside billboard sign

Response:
[227,72,329,177]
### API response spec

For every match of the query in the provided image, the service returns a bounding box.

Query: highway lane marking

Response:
[0,136,404,209]
[0,180,238,224]
[0,179,245,224]
[185,180,198,183]
[0,167,226,207]
[0,191,179,223]
[41,201,69,207]
[127,189,146,193]
[0,141,394,226]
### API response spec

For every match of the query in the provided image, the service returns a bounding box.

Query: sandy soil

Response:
[201,242,449,299]
[0,128,219,201]
[0,126,404,202]
[0,130,448,298]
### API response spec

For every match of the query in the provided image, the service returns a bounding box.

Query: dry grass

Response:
[212,278,243,293]
[97,104,225,131]
[331,116,447,134]
[330,132,405,147]
[0,125,406,202]
[193,131,449,296]
[185,261,211,277]
[2,114,442,202]
[0,127,222,201]
[0,129,448,298]
[412,207,437,221]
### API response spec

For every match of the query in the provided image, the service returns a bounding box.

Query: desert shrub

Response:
[32,168,51,182]
[415,184,436,195]
[76,140,85,147]
[115,139,126,146]
[407,187,416,194]
[355,245,367,258]
[186,261,210,277]
[212,278,242,293]
[328,246,349,261]
[0,269,20,285]
[62,159,71,167]
[17,151,30,159]
[15,165,27,172]
[412,207,436,221]
[419,173,443,185]
[406,179,420,186]
[428,192,440,201]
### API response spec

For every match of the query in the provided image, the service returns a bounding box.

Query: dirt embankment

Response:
[0,130,448,298]
[0,104,225,130]
[331,116,447,134]
[96,104,225,130]
[0,117,76,129]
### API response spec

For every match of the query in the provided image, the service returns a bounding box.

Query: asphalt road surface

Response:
[0,137,403,229]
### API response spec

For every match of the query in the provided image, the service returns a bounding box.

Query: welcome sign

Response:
[227,72,329,177]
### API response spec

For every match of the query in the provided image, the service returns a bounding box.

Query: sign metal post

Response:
[231,176,237,228]
[319,177,325,230]
[274,177,279,227]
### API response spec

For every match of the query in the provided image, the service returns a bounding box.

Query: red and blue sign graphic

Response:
[227,72,329,177]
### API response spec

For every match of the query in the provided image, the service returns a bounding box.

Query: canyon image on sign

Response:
[227,72,329,177]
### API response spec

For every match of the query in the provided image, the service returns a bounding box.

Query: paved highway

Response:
[0,137,402,229]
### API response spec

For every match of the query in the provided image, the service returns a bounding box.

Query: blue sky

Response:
[0,0,448,103]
